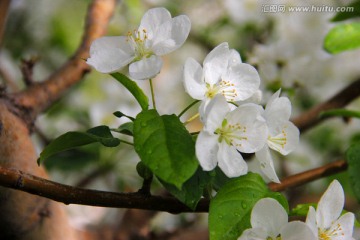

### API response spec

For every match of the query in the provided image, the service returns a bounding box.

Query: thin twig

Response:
[292,78,360,133]
[0,0,11,47]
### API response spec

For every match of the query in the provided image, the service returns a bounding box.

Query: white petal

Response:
[237,228,269,240]
[203,42,230,85]
[328,212,354,239]
[128,55,163,80]
[202,94,230,134]
[228,49,242,67]
[223,63,260,101]
[265,91,292,124]
[316,180,344,229]
[267,121,300,155]
[195,131,219,171]
[139,8,171,40]
[152,15,191,55]
[305,207,318,237]
[86,36,134,73]
[255,146,280,183]
[280,221,317,240]
[183,58,206,100]
[227,103,268,153]
[251,198,288,238]
[217,142,247,177]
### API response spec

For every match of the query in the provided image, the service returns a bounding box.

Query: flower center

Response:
[126,28,153,61]
[267,129,287,152]
[215,119,247,147]
[318,224,344,240]
[205,79,238,101]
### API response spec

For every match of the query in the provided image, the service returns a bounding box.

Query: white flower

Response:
[183,42,260,115]
[238,198,316,240]
[196,95,267,177]
[87,7,191,80]
[255,90,299,183]
[306,180,355,240]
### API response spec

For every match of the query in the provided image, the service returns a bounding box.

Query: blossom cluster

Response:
[238,180,355,240]
[184,42,299,182]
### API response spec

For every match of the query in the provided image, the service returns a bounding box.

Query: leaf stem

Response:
[149,78,156,109]
[120,139,134,146]
[178,100,200,118]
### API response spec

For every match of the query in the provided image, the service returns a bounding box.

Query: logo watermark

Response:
[261,4,354,13]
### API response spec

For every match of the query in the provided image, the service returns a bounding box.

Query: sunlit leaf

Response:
[324,22,360,54]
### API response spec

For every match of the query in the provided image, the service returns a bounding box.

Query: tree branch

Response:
[0,0,11,47]
[292,78,360,133]
[8,0,116,125]
[0,160,348,213]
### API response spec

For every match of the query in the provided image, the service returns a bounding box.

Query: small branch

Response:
[9,0,116,125]
[0,166,209,213]
[268,159,348,192]
[0,0,11,47]
[20,57,38,87]
[292,78,360,133]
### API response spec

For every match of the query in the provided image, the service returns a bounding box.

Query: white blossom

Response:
[87,7,191,80]
[255,90,299,183]
[306,180,355,240]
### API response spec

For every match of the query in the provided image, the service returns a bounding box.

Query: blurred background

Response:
[1,0,360,239]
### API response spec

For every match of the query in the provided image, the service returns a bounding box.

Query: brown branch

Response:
[268,159,348,192]
[0,0,11,47]
[0,160,348,213]
[9,0,116,124]
[292,78,360,132]
[0,166,210,213]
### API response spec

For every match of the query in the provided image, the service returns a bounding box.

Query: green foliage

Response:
[324,22,360,54]
[113,122,134,136]
[332,1,360,22]
[113,111,135,121]
[346,142,360,202]
[209,173,288,240]
[111,73,149,111]
[161,167,212,210]
[320,109,360,119]
[290,203,317,217]
[38,126,120,164]
[133,109,198,189]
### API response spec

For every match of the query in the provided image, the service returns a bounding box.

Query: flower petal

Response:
[203,42,230,85]
[250,198,288,238]
[255,146,280,183]
[217,142,247,177]
[202,94,230,133]
[316,180,344,229]
[328,212,354,239]
[305,206,318,237]
[228,49,242,67]
[265,90,292,124]
[183,58,206,100]
[227,103,268,153]
[139,8,171,40]
[267,120,300,155]
[128,55,163,80]
[280,221,317,240]
[195,131,219,171]
[86,36,134,73]
[152,15,191,55]
[237,228,269,240]
[222,63,260,101]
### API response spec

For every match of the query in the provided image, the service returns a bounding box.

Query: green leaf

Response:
[133,109,198,189]
[111,72,149,110]
[290,203,317,217]
[209,173,288,240]
[332,1,360,22]
[113,111,135,121]
[320,109,360,119]
[38,126,120,164]
[346,142,360,202]
[114,122,134,136]
[161,167,212,210]
[324,22,360,54]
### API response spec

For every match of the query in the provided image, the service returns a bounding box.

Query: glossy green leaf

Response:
[161,167,212,210]
[346,142,360,202]
[320,109,360,119]
[38,126,120,164]
[115,122,134,136]
[332,1,360,22]
[111,72,149,110]
[209,173,288,240]
[133,109,198,189]
[324,22,360,54]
